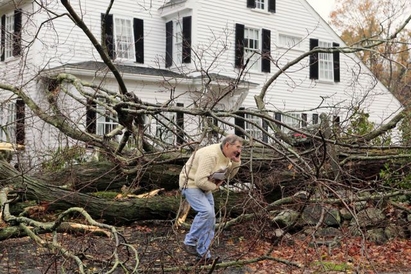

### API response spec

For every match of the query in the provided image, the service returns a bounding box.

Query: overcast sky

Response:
[306,0,336,20]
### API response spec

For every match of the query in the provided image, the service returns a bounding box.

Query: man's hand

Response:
[213,180,224,190]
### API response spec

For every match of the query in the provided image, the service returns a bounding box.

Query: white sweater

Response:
[179,144,241,192]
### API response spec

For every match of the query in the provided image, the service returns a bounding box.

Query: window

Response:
[6,103,16,142]
[309,38,340,82]
[318,41,333,81]
[145,104,184,146]
[244,28,260,71]
[86,98,120,141]
[274,112,302,133]
[0,104,5,141]
[4,14,14,59]
[0,100,24,144]
[101,14,144,63]
[235,24,271,72]
[165,16,191,68]
[235,109,268,141]
[244,113,263,140]
[282,113,301,134]
[255,0,265,10]
[1,9,22,61]
[155,111,176,145]
[278,33,303,49]
[114,17,134,60]
[96,100,119,138]
[174,19,183,65]
[246,0,276,13]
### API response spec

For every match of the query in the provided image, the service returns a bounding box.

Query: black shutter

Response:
[212,116,218,137]
[15,98,25,145]
[13,9,22,57]
[165,21,173,68]
[1,15,6,61]
[134,18,144,63]
[234,107,245,138]
[274,112,282,121]
[235,24,245,69]
[261,29,271,73]
[302,113,307,127]
[333,116,340,124]
[333,42,340,82]
[262,118,268,142]
[176,103,184,145]
[182,16,192,63]
[247,0,256,8]
[101,13,115,59]
[309,38,319,80]
[312,113,319,124]
[86,99,97,134]
[268,0,276,12]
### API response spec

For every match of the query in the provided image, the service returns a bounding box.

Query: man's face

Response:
[224,141,242,162]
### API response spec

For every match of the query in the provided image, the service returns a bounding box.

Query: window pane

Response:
[115,18,134,60]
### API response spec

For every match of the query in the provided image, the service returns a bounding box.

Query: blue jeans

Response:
[182,188,215,258]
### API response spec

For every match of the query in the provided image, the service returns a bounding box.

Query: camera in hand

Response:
[210,172,225,181]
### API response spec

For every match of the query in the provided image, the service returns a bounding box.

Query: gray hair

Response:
[222,134,243,146]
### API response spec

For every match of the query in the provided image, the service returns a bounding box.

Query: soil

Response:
[0,221,254,274]
[1,220,411,274]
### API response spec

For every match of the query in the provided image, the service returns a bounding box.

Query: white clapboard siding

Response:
[0,0,404,168]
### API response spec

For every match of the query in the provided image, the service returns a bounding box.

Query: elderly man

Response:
[179,134,243,264]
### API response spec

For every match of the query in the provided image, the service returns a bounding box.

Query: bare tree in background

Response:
[0,0,411,272]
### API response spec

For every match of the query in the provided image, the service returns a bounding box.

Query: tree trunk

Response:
[0,152,399,226]
[0,160,247,225]
[36,161,181,192]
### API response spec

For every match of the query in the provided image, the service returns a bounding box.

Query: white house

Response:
[0,0,403,168]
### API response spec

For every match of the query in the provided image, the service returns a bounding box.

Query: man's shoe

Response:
[196,256,221,265]
[183,244,198,256]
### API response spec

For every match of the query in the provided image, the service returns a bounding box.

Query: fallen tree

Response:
[0,159,256,225]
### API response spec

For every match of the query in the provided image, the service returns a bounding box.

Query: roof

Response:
[159,0,188,9]
[47,61,185,78]
[43,61,257,86]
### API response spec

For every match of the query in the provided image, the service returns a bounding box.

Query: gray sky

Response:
[306,0,336,20]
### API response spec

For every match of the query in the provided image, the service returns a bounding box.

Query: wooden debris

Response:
[0,142,25,151]
[115,188,165,200]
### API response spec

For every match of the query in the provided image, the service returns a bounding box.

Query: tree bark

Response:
[0,160,248,225]
[37,161,181,192]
